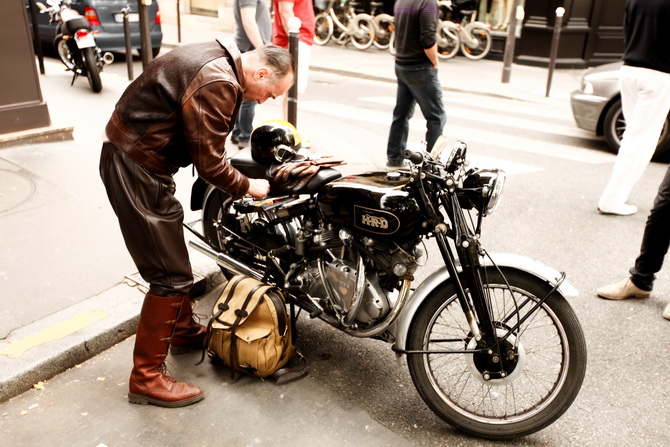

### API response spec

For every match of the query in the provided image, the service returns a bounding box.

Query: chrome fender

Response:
[390,253,579,352]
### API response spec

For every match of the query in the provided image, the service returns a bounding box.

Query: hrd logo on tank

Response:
[354,205,400,235]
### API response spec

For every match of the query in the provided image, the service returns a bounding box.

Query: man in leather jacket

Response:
[99,40,294,407]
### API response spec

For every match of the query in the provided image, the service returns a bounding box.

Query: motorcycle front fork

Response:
[434,231,497,348]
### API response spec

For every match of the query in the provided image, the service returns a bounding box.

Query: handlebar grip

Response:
[403,150,424,164]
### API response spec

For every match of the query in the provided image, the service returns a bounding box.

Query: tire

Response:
[460,24,492,60]
[82,47,102,93]
[407,268,587,440]
[202,188,287,279]
[388,30,396,55]
[314,13,333,46]
[436,22,460,60]
[350,16,375,50]
[372,14,394,50]
[54,34,75,70]
[603,98,670,159]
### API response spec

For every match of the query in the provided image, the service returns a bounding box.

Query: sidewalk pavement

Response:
[0,10,584,405]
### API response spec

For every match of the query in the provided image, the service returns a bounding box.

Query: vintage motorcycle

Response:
[36,0,113,93]
[187,122,587,440]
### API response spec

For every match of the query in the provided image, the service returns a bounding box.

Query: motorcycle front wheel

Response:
[407,268,587,440]
[81,47,102,93]
[54,35,75,70]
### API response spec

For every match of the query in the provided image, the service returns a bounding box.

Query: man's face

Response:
[244,69,294,104]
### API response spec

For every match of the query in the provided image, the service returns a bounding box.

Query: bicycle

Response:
[369,1,393,50]
[437,0,492,60]
[314,0,376,50]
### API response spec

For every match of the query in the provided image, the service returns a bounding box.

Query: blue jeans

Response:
[630,165,670,291]
[231,100,258,142]
[387,63,446,164]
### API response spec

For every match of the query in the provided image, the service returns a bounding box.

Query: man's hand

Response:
[247,178,270,199]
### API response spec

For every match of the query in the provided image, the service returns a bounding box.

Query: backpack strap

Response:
[228,282,268,379]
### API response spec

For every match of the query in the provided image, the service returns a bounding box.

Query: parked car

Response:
[571,61,670,159]
[26,0,163,58]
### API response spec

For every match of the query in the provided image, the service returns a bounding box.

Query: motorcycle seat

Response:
[63,16,91,34]
[230,149,342,195]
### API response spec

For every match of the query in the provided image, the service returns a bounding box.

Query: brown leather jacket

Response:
[105,39,250,198]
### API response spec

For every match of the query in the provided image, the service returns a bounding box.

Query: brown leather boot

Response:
[170,295,207,355]
[128,294,204,408]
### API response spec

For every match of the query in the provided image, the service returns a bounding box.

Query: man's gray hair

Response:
[256,45,294,80]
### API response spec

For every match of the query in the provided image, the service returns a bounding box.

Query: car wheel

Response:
[603,98,670,159]
[138,47,161,59]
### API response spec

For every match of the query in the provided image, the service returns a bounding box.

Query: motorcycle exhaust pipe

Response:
[102,52,114,65]
[188,240,263,281]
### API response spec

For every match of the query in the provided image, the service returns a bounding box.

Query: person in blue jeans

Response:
[231,0,273,148]
[386,0,446,169]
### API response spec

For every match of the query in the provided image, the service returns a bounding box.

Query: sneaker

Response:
[597,204,638,216]
[596,278,650,300]
[386,160,408,171]
[237,140,250,149]
[230,134,240,144]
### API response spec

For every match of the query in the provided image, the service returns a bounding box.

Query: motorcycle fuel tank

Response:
[317,171,422,240]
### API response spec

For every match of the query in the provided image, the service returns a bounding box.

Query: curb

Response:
[0,258,224,403]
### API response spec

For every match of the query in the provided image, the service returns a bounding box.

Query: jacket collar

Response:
[216,38,245,91]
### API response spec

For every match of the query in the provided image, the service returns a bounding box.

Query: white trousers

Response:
[598,66,670,209]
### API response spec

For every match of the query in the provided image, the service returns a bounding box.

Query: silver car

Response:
[570,61,670,158]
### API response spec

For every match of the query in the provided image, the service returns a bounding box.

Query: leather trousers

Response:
[99,143,193,297]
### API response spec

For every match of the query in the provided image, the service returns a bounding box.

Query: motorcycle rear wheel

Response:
[82,47,102,93]
[202,188,287,278]
[407,268,586,440]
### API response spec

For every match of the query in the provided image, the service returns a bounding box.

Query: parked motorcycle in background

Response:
[37,0,113,92]
[188,122,588,439]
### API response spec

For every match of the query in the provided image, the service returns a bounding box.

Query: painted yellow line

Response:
[0,311,109,359]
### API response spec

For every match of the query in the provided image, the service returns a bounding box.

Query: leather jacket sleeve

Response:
[182,59,250,199]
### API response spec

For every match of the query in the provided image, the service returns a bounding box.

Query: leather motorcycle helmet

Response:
[250,120,302,164]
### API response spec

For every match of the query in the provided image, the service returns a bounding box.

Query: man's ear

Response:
[255,67,270,81]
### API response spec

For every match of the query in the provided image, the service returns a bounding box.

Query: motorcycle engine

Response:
[295,227,422,326]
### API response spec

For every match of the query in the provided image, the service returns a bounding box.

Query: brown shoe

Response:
[128,294,204,408]
[663,303,670,321]
[597,278,650,300]
[170,295,207,355]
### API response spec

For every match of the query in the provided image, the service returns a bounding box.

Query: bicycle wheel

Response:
[314,13,333,46]
[460,24,492,60]
[372,14,394,50]
[350,16,375,50]
[436,22,460,60]
[407,268,587,439]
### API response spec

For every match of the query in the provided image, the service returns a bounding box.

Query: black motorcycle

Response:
[37,0,113,93]
[188,122,587,440]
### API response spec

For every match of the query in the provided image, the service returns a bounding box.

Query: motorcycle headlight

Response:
[459,169,506,215]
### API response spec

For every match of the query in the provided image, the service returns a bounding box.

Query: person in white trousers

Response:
[597,0,670,216]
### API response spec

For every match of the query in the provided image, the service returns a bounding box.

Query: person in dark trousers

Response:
[230,0,273,149]
[99,41,294,407]
[597,0,670,215]
[596,0,670,318]
[386,0,446,170]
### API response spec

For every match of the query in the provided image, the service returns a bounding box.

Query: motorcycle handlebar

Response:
[403,149,424,165]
